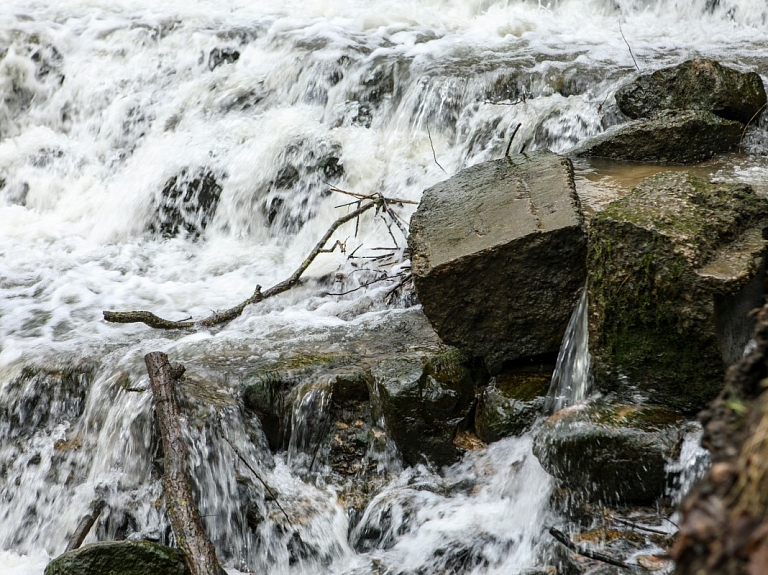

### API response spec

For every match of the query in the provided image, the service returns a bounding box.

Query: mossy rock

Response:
[45,540,189,575]
[532,401,686,506]
[588,171,768,413]
[372,349,481,467]
[475,373,549,443]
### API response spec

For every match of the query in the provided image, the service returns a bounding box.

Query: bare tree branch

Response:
[104,201,377,330]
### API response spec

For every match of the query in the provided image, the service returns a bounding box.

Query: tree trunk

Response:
[144,351,226,575]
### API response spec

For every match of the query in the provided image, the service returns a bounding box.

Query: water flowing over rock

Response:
[532,401,686,506]
[149,168,223,239]
[475,373,549,443]
[588,172,768,412]
[615,58,767,124]
[408,150,587,371]
[569,109,743,164]
[45,540,189,575]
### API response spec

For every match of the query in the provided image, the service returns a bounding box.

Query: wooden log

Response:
[144,351,226,575]
[65,499,106,552]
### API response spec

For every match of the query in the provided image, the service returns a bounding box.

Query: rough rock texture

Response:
[408,150,587,371]
[475,372,549,443]
[372,350,479,467]
[615,58,767,124]
[589,172,768,413]
[569,109,742,164]
[532,401,686,505]
[45,540,189,575]
[673,305,768,575]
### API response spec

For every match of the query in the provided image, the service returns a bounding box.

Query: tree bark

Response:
[144,352,226,575]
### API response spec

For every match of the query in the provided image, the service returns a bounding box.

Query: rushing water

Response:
[545,287,591,414]
[1,0,767,573]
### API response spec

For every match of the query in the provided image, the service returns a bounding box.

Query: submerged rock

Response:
[532,401,686,506]
[615,58,767,124]
[569,109,742,164]
[45,540,189,575]
[474,372,549,443]
[150,168,223,238]
[372,350,479,467]
[408,150,587,371]
[589,171,768,412]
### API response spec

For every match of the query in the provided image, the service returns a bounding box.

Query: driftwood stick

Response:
[426,124,447,174]
[505,123,522,158]
[104,201,377,330]
[145,352,226,575]
[65,499,106,552]
[548,527,635,570]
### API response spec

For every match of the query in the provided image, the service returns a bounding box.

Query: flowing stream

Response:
[1,0,767,573]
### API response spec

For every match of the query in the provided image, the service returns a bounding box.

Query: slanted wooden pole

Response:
[65,499,106,552]
[144,351,226,575]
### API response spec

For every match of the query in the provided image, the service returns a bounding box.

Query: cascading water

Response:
[1,0,767,573]
[545,287,592,414]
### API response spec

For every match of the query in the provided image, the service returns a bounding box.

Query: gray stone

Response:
[569,109,742,164]
[45,540,189,575]
[532,401,686,505]
[408,150,586,370]
[588,172,768,412]
[615,58,767,124]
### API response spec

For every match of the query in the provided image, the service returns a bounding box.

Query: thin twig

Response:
[505,123,522,158]
[426,124,447,174]
[221,435,293,527]
[739,101,768,152]
[326,273,405,296]
[609,516,674,536]
[548,527,636,570]
[619,20,640,72]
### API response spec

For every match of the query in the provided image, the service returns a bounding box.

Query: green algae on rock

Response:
[588,171,768,412]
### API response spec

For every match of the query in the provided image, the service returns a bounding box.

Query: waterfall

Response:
[1,0,767,573]
[545,287,592,413]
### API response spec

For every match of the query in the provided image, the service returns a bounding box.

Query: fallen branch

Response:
[65,499,106,552]
[104,201,377,330]
[609,515,673,536]
[505,123,522,158]
[548,527,635,570]
[144,352,226,575]
[619,20,640,72]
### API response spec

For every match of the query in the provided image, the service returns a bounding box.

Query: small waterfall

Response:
[545,287,592,413]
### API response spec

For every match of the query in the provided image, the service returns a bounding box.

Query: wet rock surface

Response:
[408,150,587,371]
[615,58,767,124]
[532,401,686,506]
[569,109,742,164]
[45,540,189,575]
[475,372,549,443]
[588,171,768,413]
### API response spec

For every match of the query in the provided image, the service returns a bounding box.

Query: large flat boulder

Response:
[408,150,587,370]
[589,172,768,412]
[615,58,767,123]
[569,109,742,164]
